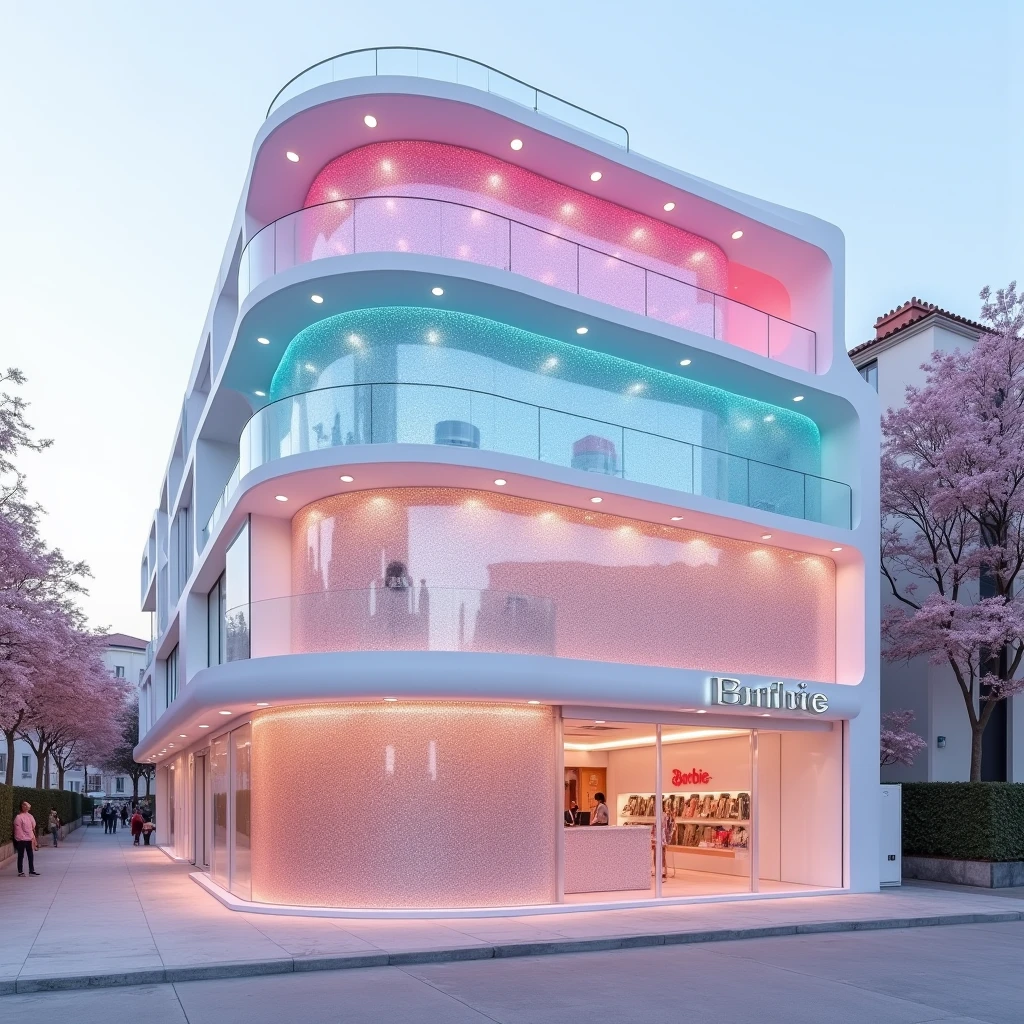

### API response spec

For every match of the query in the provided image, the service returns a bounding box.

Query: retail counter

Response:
[564,825,650,893]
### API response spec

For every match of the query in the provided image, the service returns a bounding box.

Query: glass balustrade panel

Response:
[715,296,769,358]
[578,248,645,316]
[509,222,578,292]
[538,408,624,477]
[768,318,816,373]
[747,461,806,520]
[353,197,442,257]
[646,273,715,339]
[622,430,694,494]
[440,203,510,270]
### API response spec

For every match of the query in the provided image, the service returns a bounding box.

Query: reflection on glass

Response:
[225,521,250,662]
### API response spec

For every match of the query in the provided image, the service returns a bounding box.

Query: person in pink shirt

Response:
[13,801,39,876]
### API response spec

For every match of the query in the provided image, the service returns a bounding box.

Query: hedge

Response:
[903,782,1024,862]
[0,785,89,845]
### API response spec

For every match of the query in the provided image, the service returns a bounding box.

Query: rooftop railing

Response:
[238,195,817,372]
[199,381,851,548]
[267,47,630,149]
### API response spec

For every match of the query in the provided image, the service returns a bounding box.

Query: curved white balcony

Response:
[239,196,817,372]
[201,382,850,545]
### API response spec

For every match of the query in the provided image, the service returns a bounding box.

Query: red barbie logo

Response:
[671,768,711,786]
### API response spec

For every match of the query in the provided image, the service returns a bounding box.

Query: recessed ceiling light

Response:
[218,710,232,715]
[363,114,377,128]
[527,700,540,705]
[431,286,444,296]
[831,546,843,552]
[199,724,209,729]
[590,496,603,503]
[761,534,772,540]
[679,358,691,367]
[254,390,266,397]
[340,474,354,482]
[285,151,299,162]
[792,395,804,402]
[383,697,398,702]
[256,702,270,707]
[510,138,523,151]
[168,743,175,747]
[594,720,606,724]
[696,710,707,714]
[275,495,288,502]
[761,713,771,717]
[670,516,684,521]
[731,230,744,240]
[590,171,602,182]
[178,734,187,738]
[494,478,507,486]
[576,326,588,335]
[257,337,270,345]
[663,202,675,211]
[311,294,324,304]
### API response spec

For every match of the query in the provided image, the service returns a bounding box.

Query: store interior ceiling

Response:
[563,720,747,751]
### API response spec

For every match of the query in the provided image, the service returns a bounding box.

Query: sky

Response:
[1,0,1020,638]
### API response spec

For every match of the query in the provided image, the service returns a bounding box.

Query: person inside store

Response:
[564,801,580,826]
[590,793,609,826]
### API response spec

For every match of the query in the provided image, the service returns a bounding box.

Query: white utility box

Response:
[879,784,902,886]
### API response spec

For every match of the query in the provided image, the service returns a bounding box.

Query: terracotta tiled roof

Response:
[104,632,148,650]
[848,298,986,359]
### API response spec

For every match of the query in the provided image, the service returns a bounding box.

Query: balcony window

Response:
[858,360,878,392]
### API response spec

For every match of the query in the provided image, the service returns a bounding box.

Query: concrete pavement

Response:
[1,920,1022,1022]
[3,825,1024,997]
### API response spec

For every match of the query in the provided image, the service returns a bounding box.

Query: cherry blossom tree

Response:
[880,709,928,768]
[882,283,1024,780]
[103,693,154,799]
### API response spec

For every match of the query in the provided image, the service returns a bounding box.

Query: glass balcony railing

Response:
[201,383,851,542]
[267,47,630,149]
[238,195,816,372]
[227,587,557,663]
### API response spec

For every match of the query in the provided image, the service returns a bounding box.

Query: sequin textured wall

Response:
[249,702,559,908]
[290,488,837,682]
[268,307,821,476]
[303,140,729,293]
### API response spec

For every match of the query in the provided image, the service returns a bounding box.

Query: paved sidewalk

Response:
[3,825,1023,996]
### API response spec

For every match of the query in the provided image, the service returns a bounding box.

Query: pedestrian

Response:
[101,803,110,833]
[120,804,128,827]
[110,804,118,834]
[48,808,61,847]
[141,820,155,846]
[13,801,40,876]
[130,809,144,846]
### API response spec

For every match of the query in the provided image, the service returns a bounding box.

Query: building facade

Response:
[850,299,1024,783]
[5,633,149,797]
[137,48,878,914]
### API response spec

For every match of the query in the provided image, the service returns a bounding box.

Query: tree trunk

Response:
[145,772,151,797]
[57,764,65,790]
[971,725,985,782]
[132,774,139,799]
[43,752,50,789]
[4,730,13,787]
[35,751,44,788]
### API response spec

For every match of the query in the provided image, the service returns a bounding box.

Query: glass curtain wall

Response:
[207,573,227,667]
[225,521,250,661]
[231,724,252,899]
[210,734,230,888]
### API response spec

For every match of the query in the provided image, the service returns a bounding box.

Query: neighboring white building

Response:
[848,298,1024,782]
[4,633,149,798]
[138,47,877,913]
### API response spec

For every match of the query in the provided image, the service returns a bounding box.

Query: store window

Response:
[225,521,250,662]
[563,717,843,901]
[231,724,252,900]
[210,734,230,888]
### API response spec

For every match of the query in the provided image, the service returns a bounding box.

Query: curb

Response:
[4,909,1021,995]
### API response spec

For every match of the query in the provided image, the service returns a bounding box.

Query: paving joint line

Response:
[5,907,1022,995]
